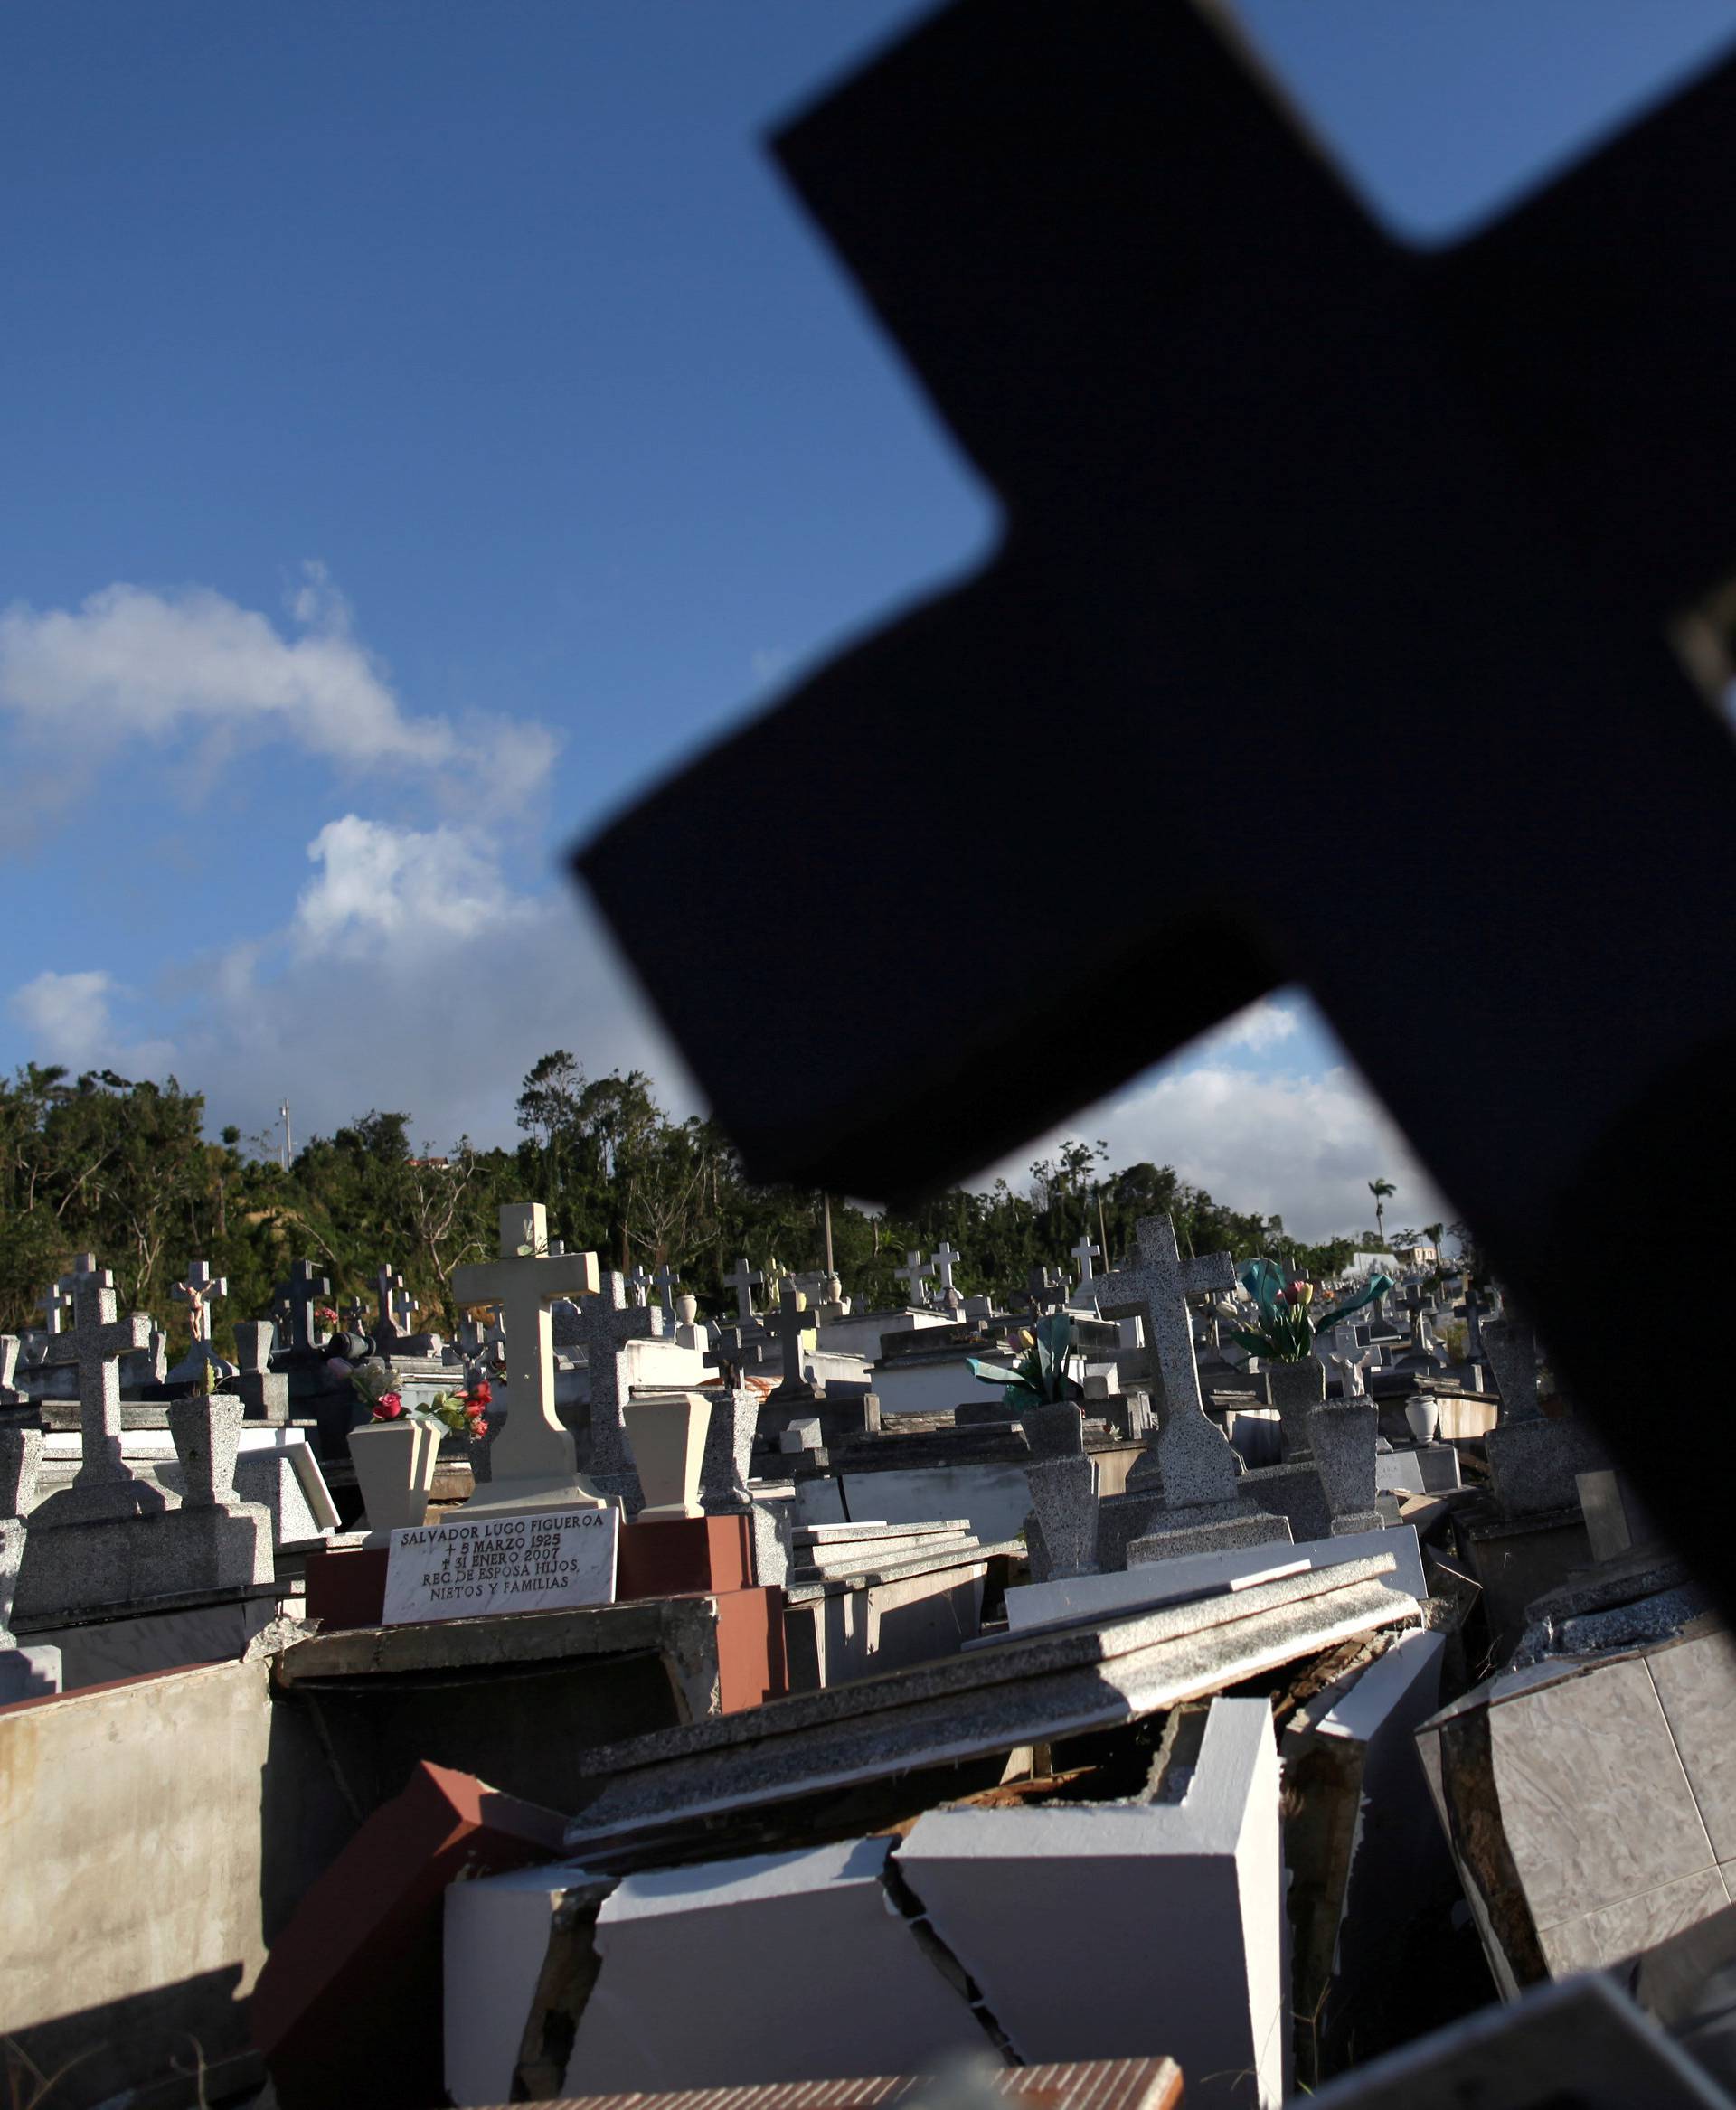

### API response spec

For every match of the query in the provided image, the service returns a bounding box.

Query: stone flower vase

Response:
[349,1418,440,1533]
[622,1391,712,1521]
[1404,1396,1441,1445]
[1268,1357,1326,1461]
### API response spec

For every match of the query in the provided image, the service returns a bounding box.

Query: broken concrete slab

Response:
[1299,1973,1731,2108]
[569,1839,988,2090]
[1281,1627,1452,2073]
[561,1553,1420,1863]
[1003,1524,1426,1636]
[897,1698,1287,2108]
[1418,1627,1736,1992]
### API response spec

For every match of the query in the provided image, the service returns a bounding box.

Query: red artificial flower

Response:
[469,1380,493,1407]
[463,1398,484,1420]
[374,1392,404,1421]
[467,1416,490,1439]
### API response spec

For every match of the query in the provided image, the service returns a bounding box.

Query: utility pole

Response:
[279,1101,291,1173]
[821,1191,835,1276]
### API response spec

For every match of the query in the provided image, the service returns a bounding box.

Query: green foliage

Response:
[967,1314,1081,1409]
[0,1056,1386,1353]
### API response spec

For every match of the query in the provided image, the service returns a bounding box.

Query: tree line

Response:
[0,1054,1379,1353]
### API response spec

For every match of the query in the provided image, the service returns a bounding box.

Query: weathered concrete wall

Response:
[0,1657,349,2106]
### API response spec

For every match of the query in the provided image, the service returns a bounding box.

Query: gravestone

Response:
[452,1205,604,1515]
[626,1265,654,1309]
[894,1249,934,1308]
[1307,1398,1383,1537]
[227,1316,284,1435]
[653,1263,678,1315]
[13,1268,272,1618]
[767,1282,816,1404]
[573,0,1736,1618]
[1023,1455,1098,1581]
[168,1258,235,1387]
[373,1265,409,1356]
[932,1239,964,1312]
[1071,1232,1101,1286]
[577,1271,661,1507]
[274,1259,331,1364]
[1,1504,61,1700]
[1098,1216,1290,1559]
[699,1387,757,1512]
[723,1256,764,1327]
[382,1506,618,1625]
[1483,1297,1609,1516]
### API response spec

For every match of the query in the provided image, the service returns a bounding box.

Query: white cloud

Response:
[0,565,559,817]
[1191,996,1300,1060]
[8,967,175,1079]
[291,815,539,957]
[978,996,1453,1243]
[2,815,692,1152]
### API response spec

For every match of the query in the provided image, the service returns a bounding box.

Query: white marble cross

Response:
[452,1204,601,1502]
[1071,1233,1101,1285]
[627,1264,654,1309]
[933,1242,963,1296]
[895,1250,934,1306]
[723,1257,763,1325]
[770,1281,816,1399]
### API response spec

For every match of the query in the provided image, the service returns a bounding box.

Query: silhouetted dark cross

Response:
[577,0,1736,1589]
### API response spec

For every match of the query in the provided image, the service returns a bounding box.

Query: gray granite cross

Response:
[577,1269,665,1476]
[573,0,1736,1601]
[723,1256,763,1325]
[66,1267,154,1504]
[1071,1233,1100,1285]
[276,1260,329,1356]
[1097,1217,1233,1433]
[626,1264,654,1309]
[653,1263,678,1314]
[373,1266,408,1352]
[769,1282,816,1403]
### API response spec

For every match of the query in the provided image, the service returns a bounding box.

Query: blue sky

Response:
[4,0,1733,1238]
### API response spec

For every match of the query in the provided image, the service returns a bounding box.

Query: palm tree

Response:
[1368,1177,1395,1246]
[1423,1220,1446,1271]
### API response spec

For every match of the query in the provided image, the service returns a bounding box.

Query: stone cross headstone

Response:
[174,1259,226,1344]
[933,1241,962,1296]
[1326,1323,1375,1399]
[55,1268,158,1520]
[894,1250,934,1307]
[1097,1215,1289,1558]
[769,1282,816,1403]
[653,1263,679,1314]
[1458,1280,1493,1360]
[1024,1265,1064,1314]
[1483,1295,1543,1427]
[451,1204,603,1512]
[699,1386,758,1512]
[373,1266,409,1354]
[577,1272,662,1503]
[1071,1233,1101,1286]
[723,1256,763,1326]
[276,1260,331,1358]
[626,1265,654,1309]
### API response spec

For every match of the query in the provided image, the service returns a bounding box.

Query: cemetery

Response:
[8,2,1736,2108]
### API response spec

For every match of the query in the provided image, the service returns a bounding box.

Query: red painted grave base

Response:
[250,1759,566,2110]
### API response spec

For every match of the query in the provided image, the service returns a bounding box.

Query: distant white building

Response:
[1346,1250,1400,1278]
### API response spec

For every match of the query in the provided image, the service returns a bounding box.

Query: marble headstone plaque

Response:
[382,1505,618,1626]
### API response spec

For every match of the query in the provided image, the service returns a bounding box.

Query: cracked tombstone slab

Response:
[572,0,1736,1627]
[893,1697,1286,2110]
[566,1838,987,2092]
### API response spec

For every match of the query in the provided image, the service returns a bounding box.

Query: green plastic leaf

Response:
[1241,1258,1285,1317]
[967,1357,1021,1387]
